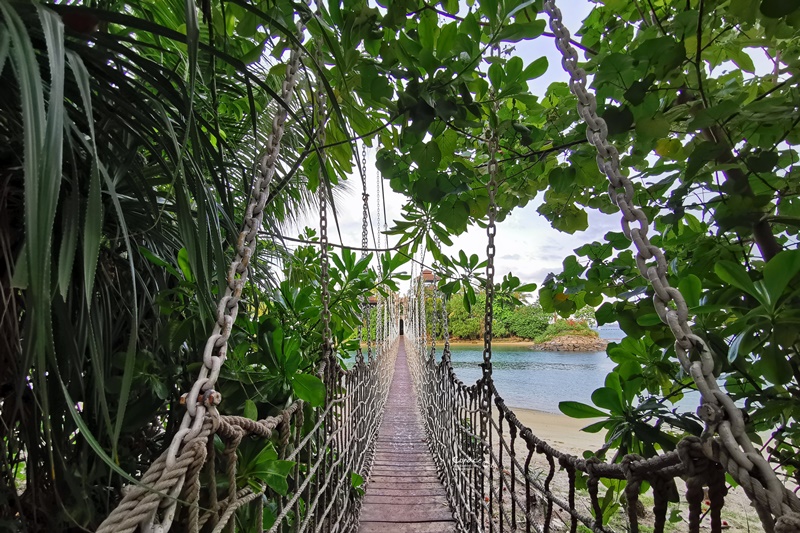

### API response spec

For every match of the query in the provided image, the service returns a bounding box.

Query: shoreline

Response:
[448,339,537,348]
[446,337,609,351]
[499,406,606,454]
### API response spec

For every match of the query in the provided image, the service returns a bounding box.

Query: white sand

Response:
[503,406,605,454]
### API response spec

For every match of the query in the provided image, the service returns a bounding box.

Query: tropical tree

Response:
[532,0,800,487]
[3,0,800,529]
[0,0,397,528]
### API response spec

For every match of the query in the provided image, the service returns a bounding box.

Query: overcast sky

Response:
[290,1,620,291]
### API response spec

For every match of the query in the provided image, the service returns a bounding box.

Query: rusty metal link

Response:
[366,297,373,363]
[483,122,498,379]
[419,262,427,357]
[480,95,499,389]
[441,287,450,354]
[431,277,439,361]
[360,141,369,258]
[543,0,799,527]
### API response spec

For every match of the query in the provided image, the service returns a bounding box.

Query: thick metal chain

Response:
[360,142,369,257]
[365,302,373,362]
[373,157,384,358]
[356,142,369,363]
[478,88,500,515]
[543,0,799,524]
[483,115,498,380]
[165,11,307,471]
[441,290,450,354]
[375,152,383,275]
[316,52,332,359]
[431,279,438,360]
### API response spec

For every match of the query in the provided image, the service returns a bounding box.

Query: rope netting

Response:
[404,2,800,533]
[99,340,398,533]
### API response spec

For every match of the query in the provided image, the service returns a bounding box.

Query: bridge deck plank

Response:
[358,340,457,532]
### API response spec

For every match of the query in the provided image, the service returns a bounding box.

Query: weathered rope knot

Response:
[775,511,800,533]
[620,454,644,480]
[698,402,724,438]
[678,436,709,478]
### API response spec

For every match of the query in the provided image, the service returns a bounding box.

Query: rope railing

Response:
[94,0,800,529]
[98,335,399,533]
[403,23,745,526]
[404,0,800,530]
[542,1,800,530]
[96,1,403,528]
[405,291,740,533]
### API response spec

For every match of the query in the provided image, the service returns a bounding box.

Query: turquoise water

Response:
[445,326,703,414]
[446,344,616,414]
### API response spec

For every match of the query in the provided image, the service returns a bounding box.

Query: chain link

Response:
[361,142,369,257]
[441,290,450,354]
[478,80,500,519]
[165,8,308,471]
[316,48,332,359]
[543,0,799,524]
[354,142,369,363]
[431,278,439,360]
[483,116,498,380]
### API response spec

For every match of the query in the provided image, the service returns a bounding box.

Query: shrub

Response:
[534,319,598,344]
[505,305,550,339]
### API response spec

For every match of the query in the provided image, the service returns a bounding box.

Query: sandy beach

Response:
[448,340,537,349]
[506,406,605,455]
[493,407,765,531]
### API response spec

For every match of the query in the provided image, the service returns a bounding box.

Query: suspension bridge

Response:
[90,0,800,532]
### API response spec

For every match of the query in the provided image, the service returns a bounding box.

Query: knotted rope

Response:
[405,3,800,527]
[97,407,298,533]
[97,2,403,530]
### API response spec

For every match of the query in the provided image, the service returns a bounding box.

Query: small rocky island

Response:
[531,335,609,352]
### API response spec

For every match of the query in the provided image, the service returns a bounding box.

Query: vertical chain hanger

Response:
[477,44,501,517]
[482,43,500,383]
[483,114,498,381]
[315,5,332,360]
[165,3,310,468]
[355,142,369,364]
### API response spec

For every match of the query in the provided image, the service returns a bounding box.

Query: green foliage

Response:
[0,1,410,527]
[442,289,549,340]
[500,301,550,339]
[4,0,800,528]
[446,289,484,340]
[528,0,800,493]
[533,319,598,344]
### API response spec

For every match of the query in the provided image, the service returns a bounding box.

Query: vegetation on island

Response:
[2,0,800,530]
[419,287,598,344]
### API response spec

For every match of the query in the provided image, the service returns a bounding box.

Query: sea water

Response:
[447,344,616,413]
[446,326,703,414]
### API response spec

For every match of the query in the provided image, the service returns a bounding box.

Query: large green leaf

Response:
[559,401,607,419]
[591,387,625,415]
[760,0,800,18]
[678,274,702,308]
[291,373,326,407]
[762,250,800,307]
[715,261,762,304]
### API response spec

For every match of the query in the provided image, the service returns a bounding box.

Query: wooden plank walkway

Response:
[359,340,456,533]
